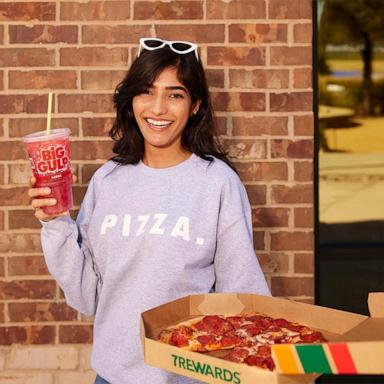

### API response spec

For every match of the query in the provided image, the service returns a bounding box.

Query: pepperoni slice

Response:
[169,326,192,347]
[300,331,324,343]
[287,324,306,333]
[246,315,273,329]
[222,348,249,363]
[220,334,244,348]
[196,334,216,346]
[194,315,234,335]
[241,324,264,337]
[274,318,291,328]
[170,332,189,347]
[244,355,275,371]
[257,345,272,356]
[226,316,244,329]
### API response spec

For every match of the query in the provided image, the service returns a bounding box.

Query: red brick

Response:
[61,1,130,20]
[272,184,312,204]
[215,116,227,135]
[294,161,312,182]
[294,23,312,43]
[271,231,313,251]
[270,47,312,66]
[9,25,77,44]
[211,92,265,112]
[253,231,265,251]
[269,0,312,19]
[0,280,55,300]
[8,210,40,230]
[0,234,42,253]
[0,257,4,277]
[60,47,128,67]
[8,256,49,276]
[252,208,289,228]
[224,139,267,160]
[0,142,25,161]
[270,92,312,112]
[235,162,288,182]
[258,252,290,273]
[294,115,313,136]
[229,69,289,89]
[71,141,113,161]
[294,68,312,89]
[271,139,313,158]
[206,69,225,89]
[0,26,3,45]
[0,187,30,206]
[0,94,48,114]
[81,71,125,91]
[59,325,93,343]
[155,24,225,43]
[2,326,55,345]
[294,253,314,273]
[9,302,77,322]
[0,48,55,67]
[229,23,287,43]
[82,117,114,137]
[0,165,4,184]
[73,186,87,206]
[0,71,3,90]
[0,3,55,21]
[134,1,203,19]
[58,94,113,113]
[82,164,103,184]
[208,47,265,66]
[9,70,77,90]
[294,207,313,228]
[207,0,265,19]
[271,276,314,296]
[232,116,288,136]
[82,25,151,44]
[245,185,266,205]
[9,118,79,138]
[0,303,4,322]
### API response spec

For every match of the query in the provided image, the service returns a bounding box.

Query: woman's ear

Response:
[191,100,201,116]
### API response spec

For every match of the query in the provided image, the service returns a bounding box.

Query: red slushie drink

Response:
[22,128,73,215]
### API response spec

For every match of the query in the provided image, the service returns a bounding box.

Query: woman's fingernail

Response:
[44,188,51,194]
[50,199,56,204]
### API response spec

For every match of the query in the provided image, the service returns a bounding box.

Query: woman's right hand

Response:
[28,176,75,222]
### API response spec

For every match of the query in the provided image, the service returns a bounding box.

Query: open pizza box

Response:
[140,292,384,384]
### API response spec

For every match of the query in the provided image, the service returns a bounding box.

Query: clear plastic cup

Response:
[22,128,73,215]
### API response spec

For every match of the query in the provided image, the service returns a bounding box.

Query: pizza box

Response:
[140,292,384,384]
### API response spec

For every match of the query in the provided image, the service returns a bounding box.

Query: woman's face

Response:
[132,66,198,155]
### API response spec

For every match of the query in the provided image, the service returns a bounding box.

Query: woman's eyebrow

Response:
[165,85,188,93]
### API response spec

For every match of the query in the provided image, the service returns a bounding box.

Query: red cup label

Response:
[28,140,71,182]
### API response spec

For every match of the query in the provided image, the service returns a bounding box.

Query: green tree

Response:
[319,0,384,115]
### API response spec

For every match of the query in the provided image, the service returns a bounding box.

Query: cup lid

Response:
[22,128,71,143]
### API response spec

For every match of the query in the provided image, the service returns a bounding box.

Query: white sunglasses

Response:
[137,38,199,61]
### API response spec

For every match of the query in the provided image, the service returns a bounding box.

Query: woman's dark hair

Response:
[109,45,235,171]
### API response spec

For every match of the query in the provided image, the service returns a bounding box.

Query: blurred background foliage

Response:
[318,0,384,116]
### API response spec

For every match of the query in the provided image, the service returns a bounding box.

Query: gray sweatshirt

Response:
[40,154,270,384]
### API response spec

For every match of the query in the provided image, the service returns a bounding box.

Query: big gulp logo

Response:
[35,144,70,175]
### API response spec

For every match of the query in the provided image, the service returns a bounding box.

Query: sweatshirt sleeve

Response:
[213,174,271,296]
[40,177,102,316]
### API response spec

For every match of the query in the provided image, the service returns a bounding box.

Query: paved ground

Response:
[320,117,384,224]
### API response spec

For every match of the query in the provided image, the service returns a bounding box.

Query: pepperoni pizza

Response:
[158,314,325,371]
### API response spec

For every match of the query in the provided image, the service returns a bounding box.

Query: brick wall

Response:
[0,0,313,382]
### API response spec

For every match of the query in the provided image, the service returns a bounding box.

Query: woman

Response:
[28,38,270,384]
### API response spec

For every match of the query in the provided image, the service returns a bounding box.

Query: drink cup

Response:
[22,128,73,215]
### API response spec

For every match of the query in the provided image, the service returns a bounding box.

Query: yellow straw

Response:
[46,92,53,134]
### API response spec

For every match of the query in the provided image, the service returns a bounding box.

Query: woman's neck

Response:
[142,147,192,169]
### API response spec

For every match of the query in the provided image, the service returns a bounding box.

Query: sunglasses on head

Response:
[137,38,199,61]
